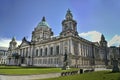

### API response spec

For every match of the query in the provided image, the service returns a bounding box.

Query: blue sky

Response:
[0,0,120,47]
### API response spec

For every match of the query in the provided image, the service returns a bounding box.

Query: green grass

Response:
[41,71,120,80]
[0,67,61,75]
[0,66,79,75]
[0,66,22,69]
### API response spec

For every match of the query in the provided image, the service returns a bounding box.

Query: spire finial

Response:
[12,36,16,41]
[66,9,73,20]
[22,37,27,41]
[42,16,46,21]
[101,34,105,41]
[67,8,71,13]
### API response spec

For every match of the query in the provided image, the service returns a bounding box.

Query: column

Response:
[60,41,64,55]
[70,39,74,55]
[47,45,50,56]
[53,44,56,55]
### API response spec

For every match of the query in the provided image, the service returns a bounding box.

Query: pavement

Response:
[94,68,112,71]
[0,73,61,80]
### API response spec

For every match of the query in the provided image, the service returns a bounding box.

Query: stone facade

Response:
[0,47,8,65]
[6,9,120,68]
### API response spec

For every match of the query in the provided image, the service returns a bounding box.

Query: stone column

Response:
[47,45,50,56]
[70,39,74,55]
[53,44,56,55]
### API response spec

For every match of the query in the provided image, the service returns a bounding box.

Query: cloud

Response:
[108,35,120,47]
[0,38,21,48]
[79,31,102,42]
[79,31,120,47]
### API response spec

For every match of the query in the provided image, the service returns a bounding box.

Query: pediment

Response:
[19,41,30,47]
[93,42,100,46]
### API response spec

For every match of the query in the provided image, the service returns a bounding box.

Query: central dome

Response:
[37,17,49,28]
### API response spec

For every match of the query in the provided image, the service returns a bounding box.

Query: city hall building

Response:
[7,9,119,67]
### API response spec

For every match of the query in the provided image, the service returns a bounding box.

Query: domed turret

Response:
[60,9,78,37]
[36,16,50,29]
[32,17,54,41]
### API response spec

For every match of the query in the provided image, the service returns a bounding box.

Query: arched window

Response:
[50,47,53,55]
[36,49,38,56]
[40,48,42,56]
[45,48,47,56]
[56,45,59,55]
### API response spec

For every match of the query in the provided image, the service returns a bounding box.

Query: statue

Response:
[64,52,67,62]
[112,59,119,72]
[62,52,69,70]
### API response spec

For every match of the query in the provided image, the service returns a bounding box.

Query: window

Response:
[56,58,58,64]
[36,49,38,56]
[56,45,59,55]
[45,48,47,56]
[40,49,42,56]
[20,49,22,56]
[26,48,28,57]
[50,47,53,55]
[50,58,53,64]
[48,58,50,64]
[23,48,25,57]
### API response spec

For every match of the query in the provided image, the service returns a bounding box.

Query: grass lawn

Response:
[0,66,79,75]
[41,71,120,80]
[0,66,61,75]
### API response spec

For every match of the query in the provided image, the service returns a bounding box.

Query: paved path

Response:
[0,73,61,80]
[94,68,112,71]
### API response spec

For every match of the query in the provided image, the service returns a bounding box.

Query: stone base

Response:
[112,67,119,72]
[112,60,120,72]
[62,66,70,70]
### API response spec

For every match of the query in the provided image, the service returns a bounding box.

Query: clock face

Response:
[103,42,107,46]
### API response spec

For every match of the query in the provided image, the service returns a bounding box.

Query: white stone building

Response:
[7,9,118,68]
[0,47,8,65]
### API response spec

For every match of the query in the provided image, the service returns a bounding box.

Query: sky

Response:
[0,0,120,47]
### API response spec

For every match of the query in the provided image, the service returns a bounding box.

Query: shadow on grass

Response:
[103,71,120,80]
[117,75,120,80]
[104,71,120,74]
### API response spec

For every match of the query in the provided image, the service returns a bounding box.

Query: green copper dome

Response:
[37,17,49,28]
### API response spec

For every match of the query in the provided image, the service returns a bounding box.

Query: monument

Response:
[62,53,69,70]
[112,59,119,72]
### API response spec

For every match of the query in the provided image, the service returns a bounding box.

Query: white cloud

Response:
[79,31,120,47]
[0,38,21,48]
[108,35,120,47]
[79,31,102,42]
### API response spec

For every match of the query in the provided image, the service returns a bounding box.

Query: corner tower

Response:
[8,37,17,50]
[60,9,78,37]
[100,34,107,47]
[99,34,108,65]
